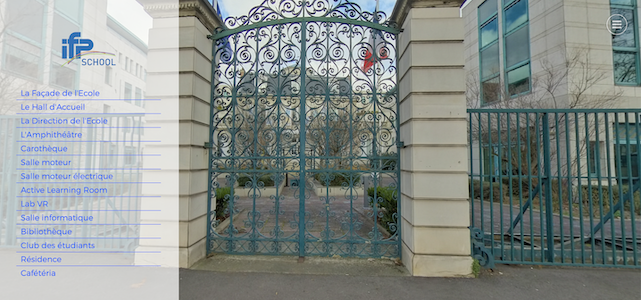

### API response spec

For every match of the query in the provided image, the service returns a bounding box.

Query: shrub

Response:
[500,177,540,196]
[469,180,507,203]
[368,186,398,233]
[215,187,231,219]
[314,172,361,187]
[579,185,641,216]
[237,174,275,187]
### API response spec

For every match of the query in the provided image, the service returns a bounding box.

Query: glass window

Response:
[55,0,82,23]
[3,45,39,79]
[615,144,639,184]
[124,147,136,166]
[481,19,499,48]
[505,25,529,67]
[588,141,599,175]
[135,87,142,106]
[50,64,76,89]
[611,8,636,48]
[507,63,530,95]
[613,124,639,183]
[134,120,141,135]
[481,43,500,78]
[51,12,81,54]
[504,0,528,33]
[482,77,500,104]
[7,0,44,43]
[105,66,112,85]
[617,123,640,141]
[611,0,634,5]
[124,82,132,102]
[101,143,117,168]
[613,51,637,84]
[479,0,498,22]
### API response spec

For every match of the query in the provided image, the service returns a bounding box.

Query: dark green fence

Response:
[468,109,640,268]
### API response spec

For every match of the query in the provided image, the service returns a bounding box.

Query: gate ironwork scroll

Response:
[207,0,401,258]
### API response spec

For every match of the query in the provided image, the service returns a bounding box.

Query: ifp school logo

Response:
[61,32,116,67]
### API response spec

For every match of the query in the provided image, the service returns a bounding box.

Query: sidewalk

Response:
[179,255,641,300]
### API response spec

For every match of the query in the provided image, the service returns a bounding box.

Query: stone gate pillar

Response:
[392,0,472,277]
[139,0,223,268]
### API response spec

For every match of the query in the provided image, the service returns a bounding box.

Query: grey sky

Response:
[217,0,398,19]
[106,0,401,45]
[107,0,153,43]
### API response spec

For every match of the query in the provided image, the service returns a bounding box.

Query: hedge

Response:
[368,186,398,233]
[579,185,641,216]
[469,180,507,203]
[237,174,275,187]
[215,187,231,220]
[314,172,361,187]
[469,179,641,217]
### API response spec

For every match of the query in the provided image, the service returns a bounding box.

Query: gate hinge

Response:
[207,34,214,40]
[204,142,213,149]
[397,141,405,149]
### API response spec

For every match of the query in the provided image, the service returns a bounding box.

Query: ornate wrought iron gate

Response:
[207,0,401,258]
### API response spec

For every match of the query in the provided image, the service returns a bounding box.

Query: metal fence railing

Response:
[468,109,640,268]
[0,115,144,251]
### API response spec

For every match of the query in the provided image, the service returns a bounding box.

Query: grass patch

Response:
[472,259,481,278]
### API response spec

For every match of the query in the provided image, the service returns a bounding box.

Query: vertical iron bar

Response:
[299,17,308,257]
[633,113,640,266]
[497,112,505,259]
[488,112,494,254]
[470,112,475,230]
[624,117,637,265]
[585,112,595,264]
[275,23,283,253]
[554,113,563,263]
[228,32,239,252]
[614,114,626,264]
[595,112,606,264]
[478,112,484,235]
[252,26,261,252]
[604,113,616,265]
[395,31,402,259]
[564,113,575,263]
[372,25,380,248]
[348,23,355,249]
[507,112,514,261]
[536,114,544,262]
[575,112,585,263]
[527,113,534,262]
[324,20,331,253]
[542,113,554,263]
[517,112,525,261]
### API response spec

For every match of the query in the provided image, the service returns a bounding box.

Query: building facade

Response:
[0,0,148,168]
[463,0,640,182]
